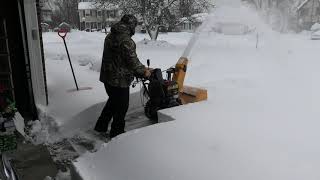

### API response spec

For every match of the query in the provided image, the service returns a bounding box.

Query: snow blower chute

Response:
[137,57,207,121]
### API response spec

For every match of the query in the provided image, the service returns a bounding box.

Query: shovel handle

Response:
[58,29,68,39]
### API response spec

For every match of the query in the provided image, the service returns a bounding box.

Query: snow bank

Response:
[44,170,71,180]
[136,39,174,47]
[26,111,62,145]
[311,23,320,32]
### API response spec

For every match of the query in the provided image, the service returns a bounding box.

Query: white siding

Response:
[23,0,47,106]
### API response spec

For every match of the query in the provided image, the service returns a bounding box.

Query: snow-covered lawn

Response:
[43,4,320,180]
[73,31,320,179]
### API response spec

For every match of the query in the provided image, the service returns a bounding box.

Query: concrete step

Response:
[6,135,58,180]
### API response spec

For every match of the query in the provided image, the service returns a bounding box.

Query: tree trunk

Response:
[146,25,160,41]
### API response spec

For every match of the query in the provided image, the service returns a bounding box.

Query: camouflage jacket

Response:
[99,22,145,88]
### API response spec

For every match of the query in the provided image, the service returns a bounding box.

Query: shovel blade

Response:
[67,87,93,93]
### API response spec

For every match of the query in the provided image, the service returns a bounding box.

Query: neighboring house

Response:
[177,13,208,32]
[78,1,121,31]
[58,22,72,32]
[39,0,52,25]
[41,22,50,32]
[295,0,320,29]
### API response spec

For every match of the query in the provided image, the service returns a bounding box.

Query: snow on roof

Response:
[78,2,118,10]
[192,13,209,22]
[78,2,95,10]
[59,22,71,27]
[179,13,209,24]
[41,22,50,26]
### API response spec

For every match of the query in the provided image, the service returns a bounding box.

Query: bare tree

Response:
[119,0,181,40]
[53,0,80,28]
[99,0,213,40]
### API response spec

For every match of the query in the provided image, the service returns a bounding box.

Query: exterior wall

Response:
[78,7,121,31]
[23,0,47,107]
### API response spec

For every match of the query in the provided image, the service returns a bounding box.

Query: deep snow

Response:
[40,1,320,179]
[71,4,320,180]
[42,31,192,139]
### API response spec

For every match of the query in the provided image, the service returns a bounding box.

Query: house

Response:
[296,0,320,29]
[78,1,121,31]
[41,22,50,32]
[177,13,208,32]
[58,22,72,32]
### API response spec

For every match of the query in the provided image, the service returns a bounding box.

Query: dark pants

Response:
[94,83,129,138]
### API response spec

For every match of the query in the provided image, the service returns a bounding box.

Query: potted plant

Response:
[0,83,17,153]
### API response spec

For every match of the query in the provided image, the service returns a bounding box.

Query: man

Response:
[94,14,151,139]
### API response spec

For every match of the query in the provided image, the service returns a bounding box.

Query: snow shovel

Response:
[58,30,92,92]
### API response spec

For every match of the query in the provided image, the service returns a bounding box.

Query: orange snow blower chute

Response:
[137,57,207,121]
[173,57,207,104]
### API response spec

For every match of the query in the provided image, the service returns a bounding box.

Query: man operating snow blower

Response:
[94,14,152,139]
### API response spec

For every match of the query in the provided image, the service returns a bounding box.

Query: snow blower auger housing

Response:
[140,57,207,121]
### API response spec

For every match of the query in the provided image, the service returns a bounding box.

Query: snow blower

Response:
[58,30,92,92]
[137,58,207,121]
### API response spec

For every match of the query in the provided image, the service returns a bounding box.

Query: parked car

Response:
[310,23,320,40]
[311,30,320,40]
[140,27,147,33]
[158,25,168,33]
[58,22,71,32]
[53,27,59,32]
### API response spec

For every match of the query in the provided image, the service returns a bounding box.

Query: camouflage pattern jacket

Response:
[99,22,145,88]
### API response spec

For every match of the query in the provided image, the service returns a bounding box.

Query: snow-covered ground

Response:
[42,31,192,138]
[41,2,320,180]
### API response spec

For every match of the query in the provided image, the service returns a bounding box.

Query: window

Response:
[82,10,85,17]
[98,11,102,17]
[317,7,320,15]
[92,10,97,17]
[91,22,97,29]
[85,22,90,29]
[106,10,110,18]
[107,10,116,18]
[110,10,113,18]
[85,10,90,16]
